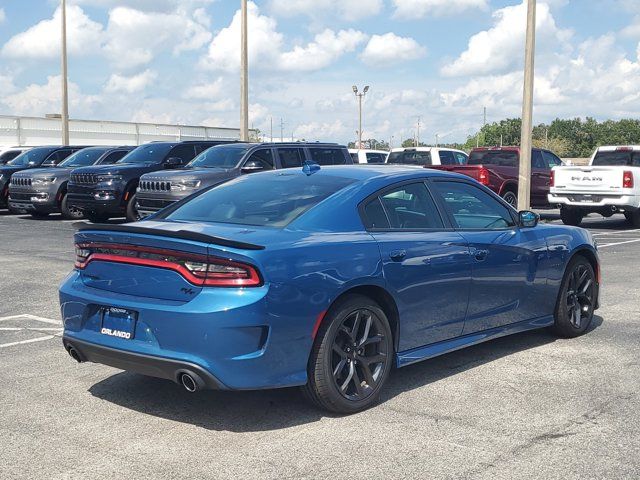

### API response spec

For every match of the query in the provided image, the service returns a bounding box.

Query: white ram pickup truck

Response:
[549,146,640,227]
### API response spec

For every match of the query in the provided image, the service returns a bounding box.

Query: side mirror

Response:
[241,160,265,173]
[164,157,182,168]
[519,210,539,228]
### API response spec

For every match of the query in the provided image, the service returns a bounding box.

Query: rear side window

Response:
[168,144,197,164]
[387,151,431,166]
[244,148,274,169]
[362,197,390,229]
[278,148,305,168]
[162,173,356,227]
[438,150,456,165]
[431,181,516,230]
[309,148,347,165]
[366,153,385,164]
[101,150,129,164]
[372,182,444,230]
[42,149,73,166]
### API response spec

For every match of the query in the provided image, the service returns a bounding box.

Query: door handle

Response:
[474,249,489,261]
[389,250,406,262]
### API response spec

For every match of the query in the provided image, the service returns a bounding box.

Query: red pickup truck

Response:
[430,146,564,208]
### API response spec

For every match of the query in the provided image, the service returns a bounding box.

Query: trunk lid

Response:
[553,166,628,193]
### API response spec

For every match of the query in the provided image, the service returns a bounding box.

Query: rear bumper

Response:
[62,336,226,389]
[548,192,640,210]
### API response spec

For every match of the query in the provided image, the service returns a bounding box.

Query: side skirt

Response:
[395,315,554,368]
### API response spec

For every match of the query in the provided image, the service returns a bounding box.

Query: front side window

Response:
[373,182,444,230]
[100,150,129,164]
[432,181,516,230]
[243,149,274,169]
[278,148,305,168]
[309,148,347,165]
[42,149,73,166]
[162,172,356,227]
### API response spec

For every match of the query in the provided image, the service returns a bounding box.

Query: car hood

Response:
[0,165,27,176]
[71,163,159,176]
[141,167,234,184]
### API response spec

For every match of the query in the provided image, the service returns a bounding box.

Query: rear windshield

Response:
[188,144,250,169]
[117,143,174,164]
[162,172,356,227]
[469,151,518,166]
[592,151,640,166]
[387,151,431,165]
[59,148,110,167]
[7,148,52,167]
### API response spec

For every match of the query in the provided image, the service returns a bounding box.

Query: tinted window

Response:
[362,197,390,229]
[7,148,53,167]
[378,182,444,229]
[162,173,356,227]
[543,151,563,167]
[350,152,359,163]
[455,152,468,165]
[169,144,197,164]
[42,149,74,166]
[243,149,274,169]
[432,181,516,230]
[0,150,21,163]
[366,153,385,164]
[592,151,640,166]
[59,148,110,167]
[188,144,251,169]
[387,151,431,166]
[309,148,347,165]
[100,150,129,164]
[278,148,305,168]
[117,143,175,164]
[469,151,518,167]
[532,150,545,169]
[438,150,456,165]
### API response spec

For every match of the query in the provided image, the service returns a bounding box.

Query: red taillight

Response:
[550,169,555,187]
[623,170,634,189]
[74,243,262,287]
[478,167,489,186]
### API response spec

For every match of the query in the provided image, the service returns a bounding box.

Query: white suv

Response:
[349,149,389,164]
[386,147,468,166]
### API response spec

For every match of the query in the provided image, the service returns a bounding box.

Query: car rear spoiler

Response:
[74,223,265,251]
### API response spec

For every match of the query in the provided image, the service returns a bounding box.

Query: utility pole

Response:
[483,106,487,127]
[239,0,249,141]
[280,118,284,142]
[60,0,69,145]
[416,116,421,147]
[518,0,536,211]
[352,85,369,148]
[270,116,273,142]
[435,133,439,148]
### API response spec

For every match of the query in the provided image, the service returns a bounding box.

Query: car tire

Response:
[624,210,640,228]
[30,211,49,218]
[302,294,393,414]
[560,207,584,227]
[551,256,596,338]
[125,193,139,222]
[502,190,518,208]
[61,194,84,220]
[86,212,109,223]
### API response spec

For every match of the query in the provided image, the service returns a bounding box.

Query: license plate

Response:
[100,307,137,340]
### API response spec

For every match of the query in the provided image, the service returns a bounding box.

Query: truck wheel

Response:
[61,194,84,220]
[125,193,139,222]
[86,212,109,223]
[502,191,518,208]
[624,210,640,228]
[560,207,584,227]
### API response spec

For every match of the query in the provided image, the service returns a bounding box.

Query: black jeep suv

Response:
[67,141,234,222]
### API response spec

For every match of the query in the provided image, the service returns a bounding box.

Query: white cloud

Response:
[182,78,225,100]
[104,5,212,70]
[269,0,383,22]
[1,5,104,59]
[361,33,426,66]
[280,29,368,71]
[295,120,348,141]
[393,0,488,19]
[441,1,571,77]
[105,69,157,93]
[69,0,214,12]
[0,8,6,24]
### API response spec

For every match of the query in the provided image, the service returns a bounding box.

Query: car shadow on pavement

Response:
[88,315,603,432]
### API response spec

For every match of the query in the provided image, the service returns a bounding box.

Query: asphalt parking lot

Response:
[1,211,639,479]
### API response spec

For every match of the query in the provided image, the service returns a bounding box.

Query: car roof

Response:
[348,149,389,154]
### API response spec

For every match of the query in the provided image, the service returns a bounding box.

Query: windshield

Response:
[387,151,431,165]
[592,151,640,166]
[7,148,51,167]
[59,148,109,167]
[117,143,174,164]
[162,172,356,227]
[187,145,250,169]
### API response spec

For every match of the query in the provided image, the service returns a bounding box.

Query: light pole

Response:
[352,85,369,149]
[239,0,249,141]
[61,0,69,145]
[518,0,536,211]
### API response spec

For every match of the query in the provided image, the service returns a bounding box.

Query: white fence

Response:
[0,115,243,147]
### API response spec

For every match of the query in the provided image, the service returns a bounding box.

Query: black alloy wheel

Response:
[552,256,596,337]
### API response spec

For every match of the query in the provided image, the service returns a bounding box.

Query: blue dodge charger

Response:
[60,165,600,413]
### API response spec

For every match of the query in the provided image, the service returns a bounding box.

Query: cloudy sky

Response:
[1,0,640,144]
